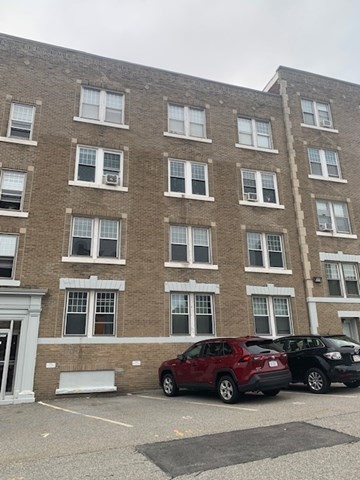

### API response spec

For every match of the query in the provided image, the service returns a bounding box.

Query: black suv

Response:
[274,335,360,393]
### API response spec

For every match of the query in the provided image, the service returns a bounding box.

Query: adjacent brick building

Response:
[0,33,358,404]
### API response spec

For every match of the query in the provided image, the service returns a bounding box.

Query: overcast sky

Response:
[1,0,359,90]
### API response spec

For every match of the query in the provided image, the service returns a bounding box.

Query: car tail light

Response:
[324,351,342,360]
[238,355,251,363]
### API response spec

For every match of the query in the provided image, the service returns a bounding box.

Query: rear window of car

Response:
[325,336,360,349]
[242,340,283,354]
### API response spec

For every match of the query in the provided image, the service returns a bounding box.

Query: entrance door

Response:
[342,318,359,341]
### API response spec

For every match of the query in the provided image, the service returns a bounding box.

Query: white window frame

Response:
[246,232,292,274]
[301,98,334,129]
[236,117,277,152]
[0,170,28,217]
[0,234,18,283]
[240,169,282,207]
[166,104,209,141]
[252,296,293,337]
[170,292,215,337]
[167,225,217,269]
[74,87,129,129]
[7,103,35,140]
[70,145,126,191]
[316,200,352,235]
[64,290,117,337]
[166,159,213,200]
[325,263,360,298]
[62,217,125,265]
[307,147,344,181]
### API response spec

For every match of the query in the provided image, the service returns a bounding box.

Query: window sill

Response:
[163,132,212,143]
[239,200,284,209]
[165,262,218,270]
[245,267,293,275]
[68,180,128,192]
[301,123,338,133]
[164,192,214,202]
[0,136,37,146]
[73,117,129,130]
[62,257,126,265]
[0,279,21,286]
[316,232,357,239]
[0,210,29,218]
[235,144,279,154]
[308,175,347,184]
[56,386,117,395]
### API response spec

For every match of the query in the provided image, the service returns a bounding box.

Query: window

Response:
[170,293,214,336]
[237,117,273,149]
[80,87,124,125]
[252,296,292,336]
[0,171,26,210]
[301,99,333,128]
[316,200,351,234]
[308,148,341,179]
[168,159,209,197]
[0,234,17,278]
[247,233,285,269]
[170,226,211,264]
[168,104,206,138]
[64,290,116,336]
[241,170,279,204]
[325,263,360,297]
[8,103,35,140]
[71,217,120,258]
[75,146,123,186]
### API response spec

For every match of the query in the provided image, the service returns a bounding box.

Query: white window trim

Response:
[316,232,357,239]
[165,279,220,294]
[0,169,27,214]
[170,292,215,337]
[325,262,360,299]
[252,296,293,337]
[63,290,117,337]
[0,279,21,286]
[72,145,125,189]
[247,233,287,271]
[77,88,127,127]
[307,148,343,180]
[308,175,347,184]
[301,124,338,133]
[67,217,122,261]
[0,137,38,147]
[166,104,210,142]
[7,103,35,141]
[169,225,213,266]
[246,284,295,297]
[316,200,352,235]
[164,192,214,202]
[319,252,360,263]
[239,201,284,209]
[73,117,129,129]
[235,144,279,154]
[245,267,293,275]
[0,233,18,281]
[163,132,212,143]
[167,159,211,199]
[301,99,334,129]
[241,170,281,206]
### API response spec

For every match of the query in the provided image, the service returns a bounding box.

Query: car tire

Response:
[217,375,240,404]
[306,367,330,394]
[162,373,179,397]
[262,389,280,397]
[343,380,360,388]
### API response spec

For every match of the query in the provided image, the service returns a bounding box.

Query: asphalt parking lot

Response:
[2,385,360,479]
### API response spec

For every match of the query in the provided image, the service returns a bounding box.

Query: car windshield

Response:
[243,340,282,354]
[325,336,360,349]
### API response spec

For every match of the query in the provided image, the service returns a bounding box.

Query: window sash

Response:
[169,159,208,196]
[171,293,214,336]
[0,171,26,211]
[170,226,211,264]
[168,104,206,138]
[301,99,332,127]
[238,118,273,149]
[80,88,124,124]
[241,170,278,204]
[308,148,341,178]
[9,103,35,139]
[326,263,360,297]
[316,200,350,233]
[76,146,123,186]
[253,296,291,336]
[247,233,284,269]
[71,217,120,259]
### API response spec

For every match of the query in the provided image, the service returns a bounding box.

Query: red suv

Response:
[159,337,291,403]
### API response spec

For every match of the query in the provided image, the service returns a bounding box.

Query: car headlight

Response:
[323,352,342,360]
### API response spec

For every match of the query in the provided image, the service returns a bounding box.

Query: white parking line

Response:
[133,394,258,411]
[38,401,133,428]
[281,391,358,399]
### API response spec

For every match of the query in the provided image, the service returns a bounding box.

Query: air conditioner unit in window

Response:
[320,119,332,128]
[244,192,258,202]
[319,223,333,232]
[104,174,119,186]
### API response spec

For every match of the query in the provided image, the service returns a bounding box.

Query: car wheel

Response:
[217,375,239,404]
[306,367,330,394]
[343,380,360,388]
[262,389,280,397]
[162,373,179,397]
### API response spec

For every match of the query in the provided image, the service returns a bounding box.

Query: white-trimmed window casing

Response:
[325,263,360,298]
[0,170,27,214]
[237,117,276,152]
[252,296,293,336]
[167,159,212,200]
[170,292,215,337]
[166,104,208,141]
[316,200,352,235]
[240,170,282,207]
[0,234,18,281]
[246,232,291,274]
[308,147,344,181]
[301,98,334,129]
[167,225,216,268]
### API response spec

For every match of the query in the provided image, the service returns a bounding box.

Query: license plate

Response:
[352,355,360,362]
[269,360,278,367]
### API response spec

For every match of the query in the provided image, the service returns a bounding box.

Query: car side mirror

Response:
[177,353,186,361]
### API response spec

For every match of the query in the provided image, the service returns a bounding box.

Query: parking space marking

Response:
[281,391,358,399]
[134,394,258,411]
[38,401,133,428]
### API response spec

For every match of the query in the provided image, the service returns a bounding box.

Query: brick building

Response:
[0,33,358,404]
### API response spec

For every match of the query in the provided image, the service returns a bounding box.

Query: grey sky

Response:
[1,0,359,90]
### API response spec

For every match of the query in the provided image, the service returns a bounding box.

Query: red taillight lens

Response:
[238,355,251,363]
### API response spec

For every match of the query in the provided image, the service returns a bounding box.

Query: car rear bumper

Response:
[237,370,291,392]
[328,364,360,383]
